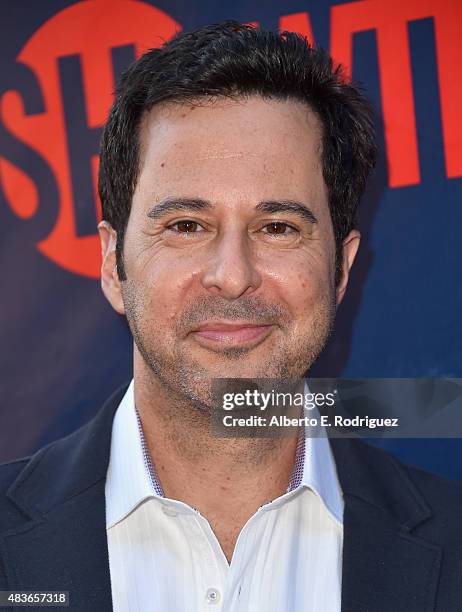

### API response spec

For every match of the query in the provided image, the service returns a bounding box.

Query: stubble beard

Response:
[121,279,337,420]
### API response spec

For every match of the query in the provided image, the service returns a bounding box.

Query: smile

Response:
[190,322,274,349]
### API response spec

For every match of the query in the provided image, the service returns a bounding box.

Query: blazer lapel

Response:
[0,384,129,612]
[331,437,442,612]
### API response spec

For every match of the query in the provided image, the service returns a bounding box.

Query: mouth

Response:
[190,321,275,349]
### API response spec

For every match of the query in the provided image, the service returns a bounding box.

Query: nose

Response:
[200,228,262,299]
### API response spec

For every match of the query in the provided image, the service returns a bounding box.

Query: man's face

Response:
[100,96,358,407]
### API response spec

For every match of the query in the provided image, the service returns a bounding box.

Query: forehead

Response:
[135,95,326,207]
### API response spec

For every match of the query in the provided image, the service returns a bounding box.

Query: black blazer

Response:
[1,384,462,611]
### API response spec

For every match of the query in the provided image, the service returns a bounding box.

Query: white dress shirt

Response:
[105,380,344,611]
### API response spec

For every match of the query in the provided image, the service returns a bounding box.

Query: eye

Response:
[262,222,298,235]
[166,220,205,233]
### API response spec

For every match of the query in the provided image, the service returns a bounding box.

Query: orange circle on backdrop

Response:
[0,0,181,277]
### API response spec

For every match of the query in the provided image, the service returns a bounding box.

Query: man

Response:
[1,20,462,612]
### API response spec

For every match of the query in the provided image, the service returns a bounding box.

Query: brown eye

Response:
[170,220,201,233]
[264,222,296,235]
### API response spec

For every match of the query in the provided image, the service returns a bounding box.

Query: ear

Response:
[336,229,360,306]
[98,221,125,315]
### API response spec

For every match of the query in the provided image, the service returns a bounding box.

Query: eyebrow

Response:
[255,200,318,225]
[147,198,212,220]
[147,197,318,224]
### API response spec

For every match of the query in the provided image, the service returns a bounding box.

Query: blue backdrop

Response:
[1,0,461,479]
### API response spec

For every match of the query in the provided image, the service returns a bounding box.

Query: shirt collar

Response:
[299,382,344,525]
[105,379,344,528]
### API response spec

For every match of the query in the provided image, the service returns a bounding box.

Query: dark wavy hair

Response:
[98,20,377,284]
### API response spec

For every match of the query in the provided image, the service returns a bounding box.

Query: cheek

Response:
[135,257,198,328]
[285,273,331,326]
[260,250,333,316]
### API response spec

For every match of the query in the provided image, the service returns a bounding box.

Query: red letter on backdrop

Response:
[330,0,462,188]
[279,12,315,45]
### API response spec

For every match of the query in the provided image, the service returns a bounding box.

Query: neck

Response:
[133,363,300,562]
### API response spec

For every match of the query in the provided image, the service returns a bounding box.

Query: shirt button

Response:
[161,505,178,517]
[205,588,221,604]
